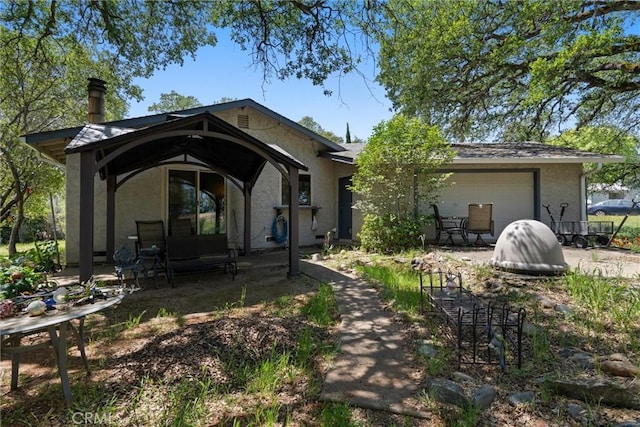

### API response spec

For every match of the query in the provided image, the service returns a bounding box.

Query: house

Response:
[588,182,639,206]
[23,79,625,280]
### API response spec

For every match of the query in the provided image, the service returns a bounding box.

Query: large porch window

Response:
[168,169,226,235]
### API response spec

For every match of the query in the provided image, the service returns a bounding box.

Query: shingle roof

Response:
[321,142,625,164]
[22,98,343,165]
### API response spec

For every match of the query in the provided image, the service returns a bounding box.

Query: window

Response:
[281,174,311,206]
[168,170,226,235]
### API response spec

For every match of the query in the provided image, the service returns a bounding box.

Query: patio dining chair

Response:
[135,220,173,285]
[432,204,468,245]
[466,203,494,246]
[113,245,140,290]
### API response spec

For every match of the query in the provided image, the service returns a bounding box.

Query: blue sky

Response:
[128,35,393,141]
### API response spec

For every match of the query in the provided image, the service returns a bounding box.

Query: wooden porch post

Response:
[288,166,300,277]
[79,151,95,282]
[106,174,116,264]
[243,183,252,256]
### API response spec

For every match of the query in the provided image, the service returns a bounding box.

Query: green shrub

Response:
[22,239,60,272]
[0,259,45,299]
[358,213,427,253]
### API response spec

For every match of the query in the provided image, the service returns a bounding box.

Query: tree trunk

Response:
[7,201,25,257]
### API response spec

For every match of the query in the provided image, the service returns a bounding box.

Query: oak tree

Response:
[148,91,203,113]
[376,0,640,141]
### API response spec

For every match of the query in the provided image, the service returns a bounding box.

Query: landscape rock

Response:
[426,378,470,409]
[544,378,640,409]
[568,352,595,369]
[417,340,438,358]
[555,304,574,316]
[472,385,496,410]
[508,391,536,407]
[598,359,639,377]
[521,321,538,337]
[558,347,594,369]
[566,402,584,419]
[613,421,640,427]
[535,294,555,308]
[452,371,475,383]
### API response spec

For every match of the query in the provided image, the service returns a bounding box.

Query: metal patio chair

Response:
[466,203,494,246]
[113,245,140,290]
[432,204,468,245]
[136,220,173,285]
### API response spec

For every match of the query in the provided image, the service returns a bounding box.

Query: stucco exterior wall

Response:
[113,168,165,252]
[235,110,338,249]
[64,107,344,264]
[63,104,587,265]
[539,163,584,222]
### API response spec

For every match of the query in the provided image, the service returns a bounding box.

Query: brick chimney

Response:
[87,78,106,123]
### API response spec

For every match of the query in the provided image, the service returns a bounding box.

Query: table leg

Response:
[9,334,21,390]
[67,318,90,374]
[47,322,73,406]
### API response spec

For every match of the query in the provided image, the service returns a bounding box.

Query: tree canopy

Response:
[548,126,640,190]
[376,0,640,141]
[1,1,216,253]
[5,0,640,253]
[148,91,203,113]
[298,116,344,143]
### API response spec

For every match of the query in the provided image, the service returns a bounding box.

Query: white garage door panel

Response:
[439,172,535,238]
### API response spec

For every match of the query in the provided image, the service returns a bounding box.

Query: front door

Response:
[338,176,352,240]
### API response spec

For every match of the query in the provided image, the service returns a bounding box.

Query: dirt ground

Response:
[1,247,639,426]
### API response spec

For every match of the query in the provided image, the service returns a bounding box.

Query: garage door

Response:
[437,172,535,240]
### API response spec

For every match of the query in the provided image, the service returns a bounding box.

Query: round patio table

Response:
[0,294,124,406]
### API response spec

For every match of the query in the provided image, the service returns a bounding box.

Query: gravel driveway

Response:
[436,246,640,278]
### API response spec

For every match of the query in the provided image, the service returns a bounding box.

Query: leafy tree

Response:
[345,123,352,144]
[216,97,239,103]
[376,0,640,141]
[298,116,344,143]
[0,30,112,254]
[351,115,454,252]
[1,1,217,255]
[211,2,379,92]
[148,91,203,113]
[548,126,640,190]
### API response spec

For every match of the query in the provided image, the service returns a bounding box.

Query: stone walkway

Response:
[301,261,430,418]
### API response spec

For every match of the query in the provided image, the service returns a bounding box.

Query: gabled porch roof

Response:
[23,98,345,166]
[65,111,308,187]
[29,106,310,282]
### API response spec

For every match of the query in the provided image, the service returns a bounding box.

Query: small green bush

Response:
[0,259,45,299]
[358,213,427,253]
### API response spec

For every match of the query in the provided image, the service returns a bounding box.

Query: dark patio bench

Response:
[166,234,238,281]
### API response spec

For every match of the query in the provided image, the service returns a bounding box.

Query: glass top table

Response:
[1,294,124,406]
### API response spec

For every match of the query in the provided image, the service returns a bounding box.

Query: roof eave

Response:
[453,156,626,164]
